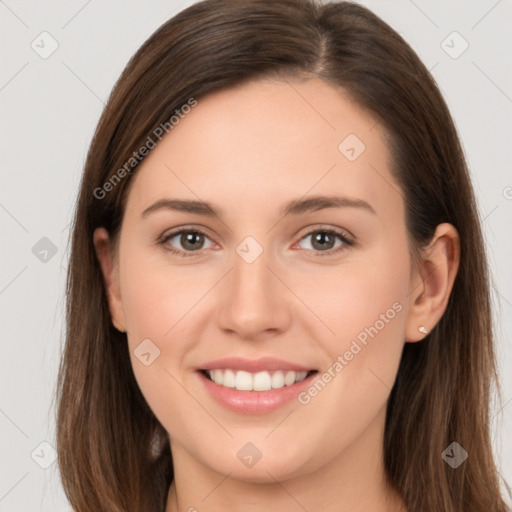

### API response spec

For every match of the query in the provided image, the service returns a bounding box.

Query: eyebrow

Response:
[140,194,375,220]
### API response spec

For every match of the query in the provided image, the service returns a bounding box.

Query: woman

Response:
[55,0,510,511]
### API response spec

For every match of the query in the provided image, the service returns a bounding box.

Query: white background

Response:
[1,0,511,510]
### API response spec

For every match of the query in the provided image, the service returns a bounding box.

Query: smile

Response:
[196,357,319,414]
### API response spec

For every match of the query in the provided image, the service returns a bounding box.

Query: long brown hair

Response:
[55,1,510,510]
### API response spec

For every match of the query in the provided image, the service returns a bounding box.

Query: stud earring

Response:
[418,325,428,335]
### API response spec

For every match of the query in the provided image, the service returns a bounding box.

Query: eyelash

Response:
[157,225,354,258]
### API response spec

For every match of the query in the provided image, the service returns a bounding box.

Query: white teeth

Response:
[213,369,223,385]
[204,369,310,391]
[295,371,308,383]
[222,369,236,388]
[271,371,285,389]
[284,371,296,386]
[235,371,253,391]
[253,371,272,391]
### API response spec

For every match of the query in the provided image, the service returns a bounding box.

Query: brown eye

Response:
[309,231,337,251]
[296,227,353,255]
[179,231,205,251]
[160,228,215,256]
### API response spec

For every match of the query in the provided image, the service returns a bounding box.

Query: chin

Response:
[206,448,312,484]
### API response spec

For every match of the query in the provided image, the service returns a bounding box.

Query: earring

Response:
[418,325,428,335]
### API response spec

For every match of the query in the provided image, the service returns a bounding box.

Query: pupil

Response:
[313,232,334,250]
[182,232,203,250]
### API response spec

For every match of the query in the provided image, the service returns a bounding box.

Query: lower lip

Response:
[197,370,317,414]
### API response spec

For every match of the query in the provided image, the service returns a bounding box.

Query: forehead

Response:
[124,77,401,221]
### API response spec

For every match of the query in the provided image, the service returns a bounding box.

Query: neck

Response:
[165,406,406,512]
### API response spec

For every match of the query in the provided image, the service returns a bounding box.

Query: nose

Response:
[216,245,292,341]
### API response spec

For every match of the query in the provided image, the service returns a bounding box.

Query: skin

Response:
[94,77,460,512]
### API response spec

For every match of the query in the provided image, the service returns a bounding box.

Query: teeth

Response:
[222,369,236,388]
[205,369,309,391]
[236,370,253,391]
[213,369,223,385]
[284,371,296,386]
[253,371,272,391]
[271,371,284,389]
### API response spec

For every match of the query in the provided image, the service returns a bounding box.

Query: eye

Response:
[158,225,354,258]
[294,226,354,256]
[158,227,215,257]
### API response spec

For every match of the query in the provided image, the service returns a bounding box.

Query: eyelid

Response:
[295,223,355,244]
[158,224,213,240]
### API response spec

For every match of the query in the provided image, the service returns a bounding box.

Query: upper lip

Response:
[199,357,315,373]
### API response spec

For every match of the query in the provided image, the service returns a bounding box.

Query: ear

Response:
[93,227,126,332]
[405,223,460,342]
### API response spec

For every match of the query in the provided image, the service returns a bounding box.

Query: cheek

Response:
[295,241,410,405]
[302,246,409,350]
[119,244,213,345]
[117,247,208,416]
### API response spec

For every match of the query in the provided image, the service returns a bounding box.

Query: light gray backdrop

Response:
[1,0,511,510]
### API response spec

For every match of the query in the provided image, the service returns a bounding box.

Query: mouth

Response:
[199,368,318,391]
[195,357,319,414]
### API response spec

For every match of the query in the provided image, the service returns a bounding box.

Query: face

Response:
[98,77,419,482]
